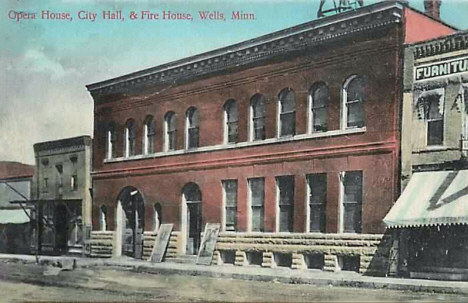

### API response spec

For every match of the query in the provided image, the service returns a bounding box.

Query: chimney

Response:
[424,0,442,20]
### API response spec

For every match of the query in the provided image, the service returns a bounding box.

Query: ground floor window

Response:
[341,171,362,233]
[277,176,294,232]
[249,178,265,232]
[223,180,238,232]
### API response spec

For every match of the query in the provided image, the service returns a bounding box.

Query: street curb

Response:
[2,255,468,295]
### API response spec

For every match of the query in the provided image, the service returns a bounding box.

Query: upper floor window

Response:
[340,171,362,234]
[106,122,117,159]
[309,82,329,132]
[342,75,365,129]
[143,115,155,154]
[417,88,445,146]
[250,94,266,141]
[124,119,136,157]
[224,100,238,144]
[277,175,294,232]
[186,107,199,149]
[164,111,176,151]
[71,175,78,191]
[278,88,296,137]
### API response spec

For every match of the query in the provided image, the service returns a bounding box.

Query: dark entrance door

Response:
[119,188,145,259]
[54,204,68,255]
[183,183,202,255]
[187,202,201,255]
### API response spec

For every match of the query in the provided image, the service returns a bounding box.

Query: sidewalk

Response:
[1,253,468,295]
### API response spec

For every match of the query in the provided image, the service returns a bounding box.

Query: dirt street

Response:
[1,260,468,302]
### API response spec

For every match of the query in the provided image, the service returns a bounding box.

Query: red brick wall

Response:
[91,26,402,235]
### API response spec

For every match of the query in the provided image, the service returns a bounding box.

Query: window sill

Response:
[104,127,366,164]
[413,146,460,154]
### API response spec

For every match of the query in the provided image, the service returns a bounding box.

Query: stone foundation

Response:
[85,231,114,258]
[86,230,181,260]
[214,232,392,276]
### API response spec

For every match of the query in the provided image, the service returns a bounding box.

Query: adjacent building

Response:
[32,136,92,255]
[385,30,468,280]
[87,1,454,275]
[0,161,34,254]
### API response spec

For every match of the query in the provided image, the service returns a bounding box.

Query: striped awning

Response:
[384,170,468,228]
[0,209,30,224]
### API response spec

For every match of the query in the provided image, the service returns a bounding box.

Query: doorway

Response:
[182,183,202,255]
[116,187,145,259]
[54,204,68,255]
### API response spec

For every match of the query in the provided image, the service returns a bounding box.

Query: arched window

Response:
[278,88,296,137]
[250,94,266,141]
[224,100,238,144]
[143,115,155,155]
[99,205,107,231]
[186,107,199,149]
[309,82,329,133]
[342,75,365,129]
[124,119,136,157]
[164,111,176,151]
[153,203,162,232]
[106,122,117,160]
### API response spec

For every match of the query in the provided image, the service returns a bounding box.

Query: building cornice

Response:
[411,30,468,59]
[87,1,405,101]
[34,135,92,153]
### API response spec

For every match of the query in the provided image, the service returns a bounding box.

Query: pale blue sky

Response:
[1,0,467,164]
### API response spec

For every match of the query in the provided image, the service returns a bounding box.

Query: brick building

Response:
[32,136,93,255]
[87,1,454,274]
[385,30,468,280]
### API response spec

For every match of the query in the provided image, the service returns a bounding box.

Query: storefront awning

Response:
[384,170,468,228]
[0,209,30,224]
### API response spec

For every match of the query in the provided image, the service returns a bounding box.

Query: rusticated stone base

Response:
[214,232,392,276]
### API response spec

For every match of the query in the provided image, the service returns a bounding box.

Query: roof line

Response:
[86,0,406,92]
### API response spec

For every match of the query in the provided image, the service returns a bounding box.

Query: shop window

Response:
[417,89,445,146]
[307,174,326,233]
[341,171,363,234]
[249,178,264,232]
[106,122,117,159]
[124,119,136,157]
[342,75,365,129]
[224,100,238,144]
[99,205,107,231]
[223,180,238,232]
[277,176,294,232]
[278,88,296,137]
[305,253,324,270]
[309,82,329,132]
[153,203,162,232]
[164,111,176,151]
[186,107,199,149]
[250,94,266,141]
[143,115,155,154]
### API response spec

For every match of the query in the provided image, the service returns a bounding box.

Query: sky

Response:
[1,0,468,165]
